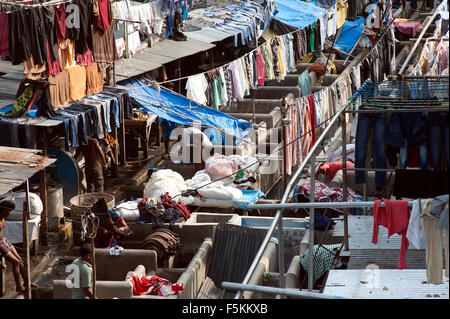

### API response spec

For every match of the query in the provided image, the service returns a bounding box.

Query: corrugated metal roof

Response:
[347,249,426,270]
[114,37,215,81]
[184,27,234,43]
[324,269,449,299]
[333,216,426,250]
[0,146,56,196]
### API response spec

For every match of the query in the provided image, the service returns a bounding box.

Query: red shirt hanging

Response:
[97,0,112,34]
[372,199,410,269]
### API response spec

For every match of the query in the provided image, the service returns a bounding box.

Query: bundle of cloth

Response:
[137,193,190,228]
[141,228,180,267]
[179,153,260,205]
[143,169,187,202]
[125,272,183,296]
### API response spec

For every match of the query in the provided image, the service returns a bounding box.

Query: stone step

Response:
[253,86,301,99]
[236,98,283,114]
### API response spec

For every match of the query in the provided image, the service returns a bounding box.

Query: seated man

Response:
[0,200,38,292]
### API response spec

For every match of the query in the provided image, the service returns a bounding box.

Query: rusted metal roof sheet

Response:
[324,269,449,299]
[347,249,426,270]
[0,146,56,196]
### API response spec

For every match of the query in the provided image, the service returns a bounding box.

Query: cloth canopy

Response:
[273,0,326,29]
[121,77,250,139]
[334,17,366,58]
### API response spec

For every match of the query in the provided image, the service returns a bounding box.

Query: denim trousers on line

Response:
[428,112,449,170]
[355,113,387,189]
[399,140,429,169]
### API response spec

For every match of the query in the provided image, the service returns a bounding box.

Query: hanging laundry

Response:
[299,70,312,97]
[68,65,87,101]
[58,39,76,70]
[254,48,266,86]
[421,197,449,283]
[336,0,348,29]
[96,0,112,34]
[92,23,119,70]
[372,199,410,269]
[54,3,67,44]
[86,62,104,96]
[48,69,71,108]
[185,73,208,106]
[406,199,425,250]
[327,4,337,37]
[0,12,8,56]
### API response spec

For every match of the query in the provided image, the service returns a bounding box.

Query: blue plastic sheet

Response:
[121,78,250,139]
[334,17,365,58]
[233,190,265,209]
[273,0,326,29]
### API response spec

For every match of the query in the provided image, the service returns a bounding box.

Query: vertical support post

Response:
[119,102,126,166]
[113,61,116,86]
[342,112,349,251]
[38,128,48,246]
[277,211,286,298]
[91,237,96,299]
[23,180,32,299]
[39,171,48,246]
[124,21,129,59]
[308,153,316,292]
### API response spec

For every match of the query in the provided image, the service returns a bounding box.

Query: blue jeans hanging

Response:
[355,113,387,190]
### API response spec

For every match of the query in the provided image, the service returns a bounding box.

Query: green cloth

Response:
[211,77,223,110]
[309,22,316,52]
[70,258,93,299]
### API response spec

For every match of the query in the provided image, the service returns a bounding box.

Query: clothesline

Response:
[0,0,71,8]
[155,1,341,86]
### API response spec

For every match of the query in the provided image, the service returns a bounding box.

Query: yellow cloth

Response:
[58,40,76,70]
[336,0,348,29]
[86,62,104,96]
[69,65,87,101]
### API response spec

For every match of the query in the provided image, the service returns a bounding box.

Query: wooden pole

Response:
[23,180,32,299]
[39,171,48,246]
[39,129,48,246]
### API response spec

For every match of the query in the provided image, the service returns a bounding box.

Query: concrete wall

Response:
[95,249,158,281]
[131,238,213,299]
[243,242,277,299]
[176,238,212,299]
[53,280,133,299]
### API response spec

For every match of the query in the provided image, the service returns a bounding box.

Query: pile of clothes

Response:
[126,271,183,296]
[137,193,190,228]
[141,228,180,267]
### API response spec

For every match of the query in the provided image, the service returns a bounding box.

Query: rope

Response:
[80,211,100,242]
[171,102,351,200]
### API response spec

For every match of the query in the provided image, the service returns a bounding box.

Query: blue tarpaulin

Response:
[121,78,250,139]
[334,17,365,58]
[273,0,326,29]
